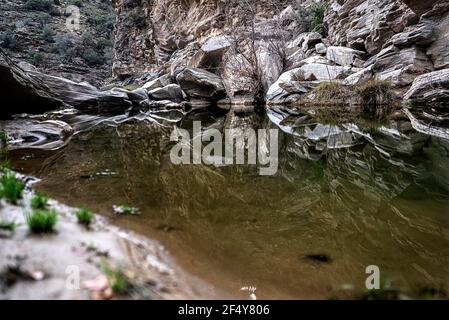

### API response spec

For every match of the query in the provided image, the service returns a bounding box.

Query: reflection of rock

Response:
[1,119,73,150]
[424,137,449,192]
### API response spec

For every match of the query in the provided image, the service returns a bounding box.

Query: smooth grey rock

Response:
[342,65,374,85]
[404,69,449,104]
[176,67,226,101]
[148,84,184,103]
[189,35,231,70]
[326,46,365,67]
[315,43,327,55]
[391,22,436,47]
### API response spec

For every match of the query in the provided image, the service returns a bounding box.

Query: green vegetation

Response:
[24,0,54,12]
[126,8,147,28]
[30,193,48,210]
[82,48,104,66]
[309,3,327,34]
[0,29,17,49]
[0,220,19,231]
[314,81,346,101]
[0,131,7,144]
[25,209,57,233]
[31,52,44,65]
[0,169,24,205]
[102,262,132,295]
[69,0,84,7]
[76,208,93,227]
[42,25,55,42]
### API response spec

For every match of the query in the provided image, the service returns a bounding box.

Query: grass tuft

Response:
[76,208,93,227]
[0,131,7,144]
[0,169,24,204]
[356,80,393,119]
[101,261,132,295]
[314,81,346,102]
[30,193,48,210]
[0,219,19,231]
[25,209,57,234]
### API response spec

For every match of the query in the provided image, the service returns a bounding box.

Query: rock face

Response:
[30,72,134,115]
[0,0,115,86]
[0,49,62,117]
[404,69,449,104]
[176,67,226,101]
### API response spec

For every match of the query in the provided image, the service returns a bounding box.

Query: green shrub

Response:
[54,33,78,61]
[37,12,51,27]
[101,262,132,295]
[126,8,147,28]
[26,209,57,233]
[42,25,55,42]
[0,170,24,204]
[0,30,17,49]
[31,52,44,65]
[76,208,93,227]
[24,0,54,12]
[0,131,7,144]
[314,81,346,101]
[30,193,48,210]
[82,48,104,66]
[96,37,113,51]
[81,31,95,46]
[309,3,327,34]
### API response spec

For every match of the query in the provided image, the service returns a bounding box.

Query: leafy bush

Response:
[37,12,51,27]
[356,80,394,118]
[81,31,95,46]
[96,37,113,51]
[309,3,327,34]
[26,209,57,233]
[42,25,55,42]
[0,131,7,144]
[126,8,147,28]
[0,170,24,204]
[101,262,132,295]
[0,30,17,49]
[54,33,78,61]
[31,52,44,65]
[0,220,18,231]
[24,0,54,12]
[82,48,104,66]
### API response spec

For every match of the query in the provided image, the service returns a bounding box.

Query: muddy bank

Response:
[0,172,223,300]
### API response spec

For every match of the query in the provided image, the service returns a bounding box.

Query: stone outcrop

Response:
[0,49,62,117]
[404,69,449,104]
[176,67,226,101]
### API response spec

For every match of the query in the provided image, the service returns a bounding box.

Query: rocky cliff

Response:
[0,0,115,86]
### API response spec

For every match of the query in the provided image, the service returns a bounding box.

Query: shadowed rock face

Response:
[401,0,442,14]
[0,49,62,117]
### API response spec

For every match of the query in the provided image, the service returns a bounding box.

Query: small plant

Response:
[314,81,347,102]
[31,52,44,65]
[30,193,48,210]
[101,261,132,295]
[42,25,55,42]
[0,29,17,49]
[113,205,140,216]
[0,219,18,231]
[0,170,24,204]
[76,208,93,227]
[25,209,57,233]
[82,48,104,66]
[0,131,7,144]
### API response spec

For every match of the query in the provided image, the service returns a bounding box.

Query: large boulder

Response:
[367,45,433,86]
[30,72,134,115]
[148,84,184,103]
[0,49,62,117]
[189,35,231,70]
[300,63,359,81]
[176,67,226,101]
[404,69,449,104]
[326,46,366,67]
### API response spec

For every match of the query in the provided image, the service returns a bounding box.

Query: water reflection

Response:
[3,107,449,299]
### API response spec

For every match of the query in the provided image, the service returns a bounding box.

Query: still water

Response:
[4,107,449,299]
